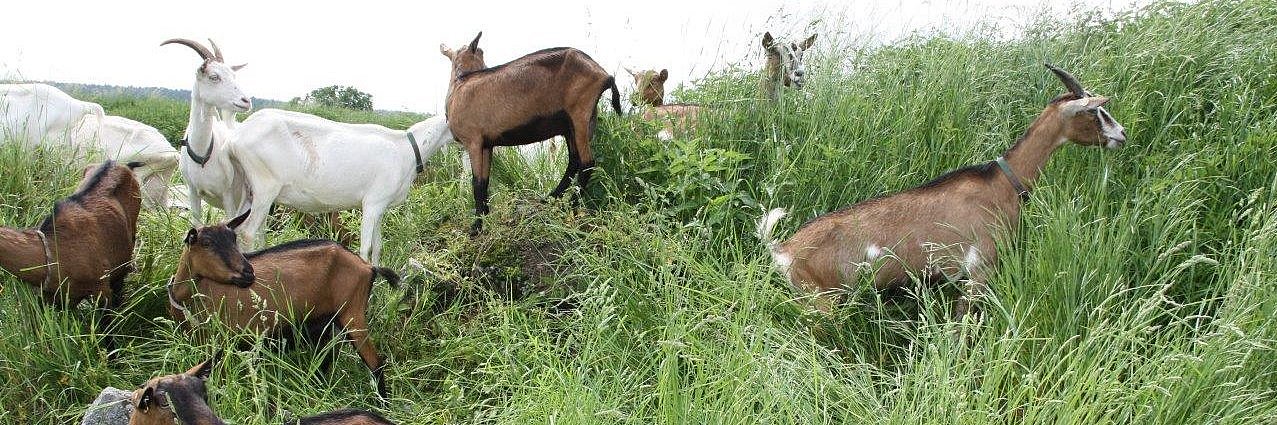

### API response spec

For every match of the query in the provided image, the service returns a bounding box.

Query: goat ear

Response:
[658,69,669,81]
[624,67,636,77]
[439,44,454,60]
[762,32,775,49]
[231,63,247,71]
[135,387,154,411]
[1085,96,1110,109]
[187,353,218,379]
[226,209,251,230]
[469,32,483,51]
[801,34,817,50]
[184,229,197,245]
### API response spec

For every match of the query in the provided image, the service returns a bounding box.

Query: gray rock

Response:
[81,387,132,425]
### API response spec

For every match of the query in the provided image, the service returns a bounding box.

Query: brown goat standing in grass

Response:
[626,68,703,141]
[129,355,395,425]
[758,64,1128,316]
[168,211,400,399]
[0,161,141,350]
[441,32,623,234]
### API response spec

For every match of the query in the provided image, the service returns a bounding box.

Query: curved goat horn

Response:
[469,32,483,51]
[1045,63,1086,98]
[161,38,215,62]
[208,39,225,62]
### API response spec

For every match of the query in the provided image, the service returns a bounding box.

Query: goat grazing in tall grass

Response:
[758,64,1127,316]
[441,32,623,233]
[1,83,178,209]
[161,38,253,225]
[71,114,179,210]
[760,32,816,100]
[0,83,104,147]
[168,211,400,398]
[0,161,142,350]
[129,355,395,425]
[226,111,453,265]
[626,68,702,141]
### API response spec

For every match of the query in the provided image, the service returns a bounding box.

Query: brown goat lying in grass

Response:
[167,211,400,399]
[0,161,141,350]
[441,32,623,234]
[626,67,703,141]
[758,64,1127,316]
[129,355,395,425]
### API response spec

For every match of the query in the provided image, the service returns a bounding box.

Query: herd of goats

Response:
[0,30,1126,424]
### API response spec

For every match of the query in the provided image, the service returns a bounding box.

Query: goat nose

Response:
[795,70,805,77]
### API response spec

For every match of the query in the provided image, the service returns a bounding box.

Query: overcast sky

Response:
[0,0,1144,114]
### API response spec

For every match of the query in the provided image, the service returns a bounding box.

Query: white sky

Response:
[0,0,1145,114]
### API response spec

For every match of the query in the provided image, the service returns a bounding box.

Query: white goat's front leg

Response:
[359,202,388,266]
[239,183,280,250]
[187,182,204,226]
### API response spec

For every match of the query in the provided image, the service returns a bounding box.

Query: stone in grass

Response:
[81,387,131,425]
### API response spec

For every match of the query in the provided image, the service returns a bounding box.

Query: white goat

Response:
[161,38,253,225]
[230,110,453,265]
[70,114,179,209]
[1,83,178,209]
[0,83,104,148]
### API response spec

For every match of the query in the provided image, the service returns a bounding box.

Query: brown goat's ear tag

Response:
[184,229,198,245]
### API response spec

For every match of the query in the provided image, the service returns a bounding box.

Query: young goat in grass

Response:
[758,64,1127,316]
[626,68,703,141]
[129,355,395,425]
[167,211,400,398]
[760,32,817,100]
[0,161,141,350]
[441,32,623,234]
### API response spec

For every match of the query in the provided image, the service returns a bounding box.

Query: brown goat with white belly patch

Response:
[626,68,703,141]
[129,355,395,425]
[758,64,1128,316]
[167,211,399,398]
[441,32,623,234]
[0,161,141,350]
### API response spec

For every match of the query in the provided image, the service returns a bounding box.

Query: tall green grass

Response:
[2,0,1276,423]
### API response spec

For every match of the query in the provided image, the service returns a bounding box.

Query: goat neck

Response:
[0,227,50,285]
[184,89,226,164]
[999,102,1069,197]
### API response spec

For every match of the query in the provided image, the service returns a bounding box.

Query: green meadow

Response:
[2,0,1276,423]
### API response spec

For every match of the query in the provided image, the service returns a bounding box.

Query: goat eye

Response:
[209,74,221,82]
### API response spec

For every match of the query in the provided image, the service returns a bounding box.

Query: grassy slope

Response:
[2,0,1276,423]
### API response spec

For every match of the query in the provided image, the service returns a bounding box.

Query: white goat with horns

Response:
[228,110,453,265]
[161,38,253,225]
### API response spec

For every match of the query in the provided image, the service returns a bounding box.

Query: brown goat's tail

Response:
[372,266,401,289]
[606,77,622,116]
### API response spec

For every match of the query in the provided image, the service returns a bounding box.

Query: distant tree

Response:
[304,85,373,110]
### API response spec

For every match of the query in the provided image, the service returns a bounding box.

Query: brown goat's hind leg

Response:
[342,315,388,399]
[468,145,493,235]
[549,126,580,199]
